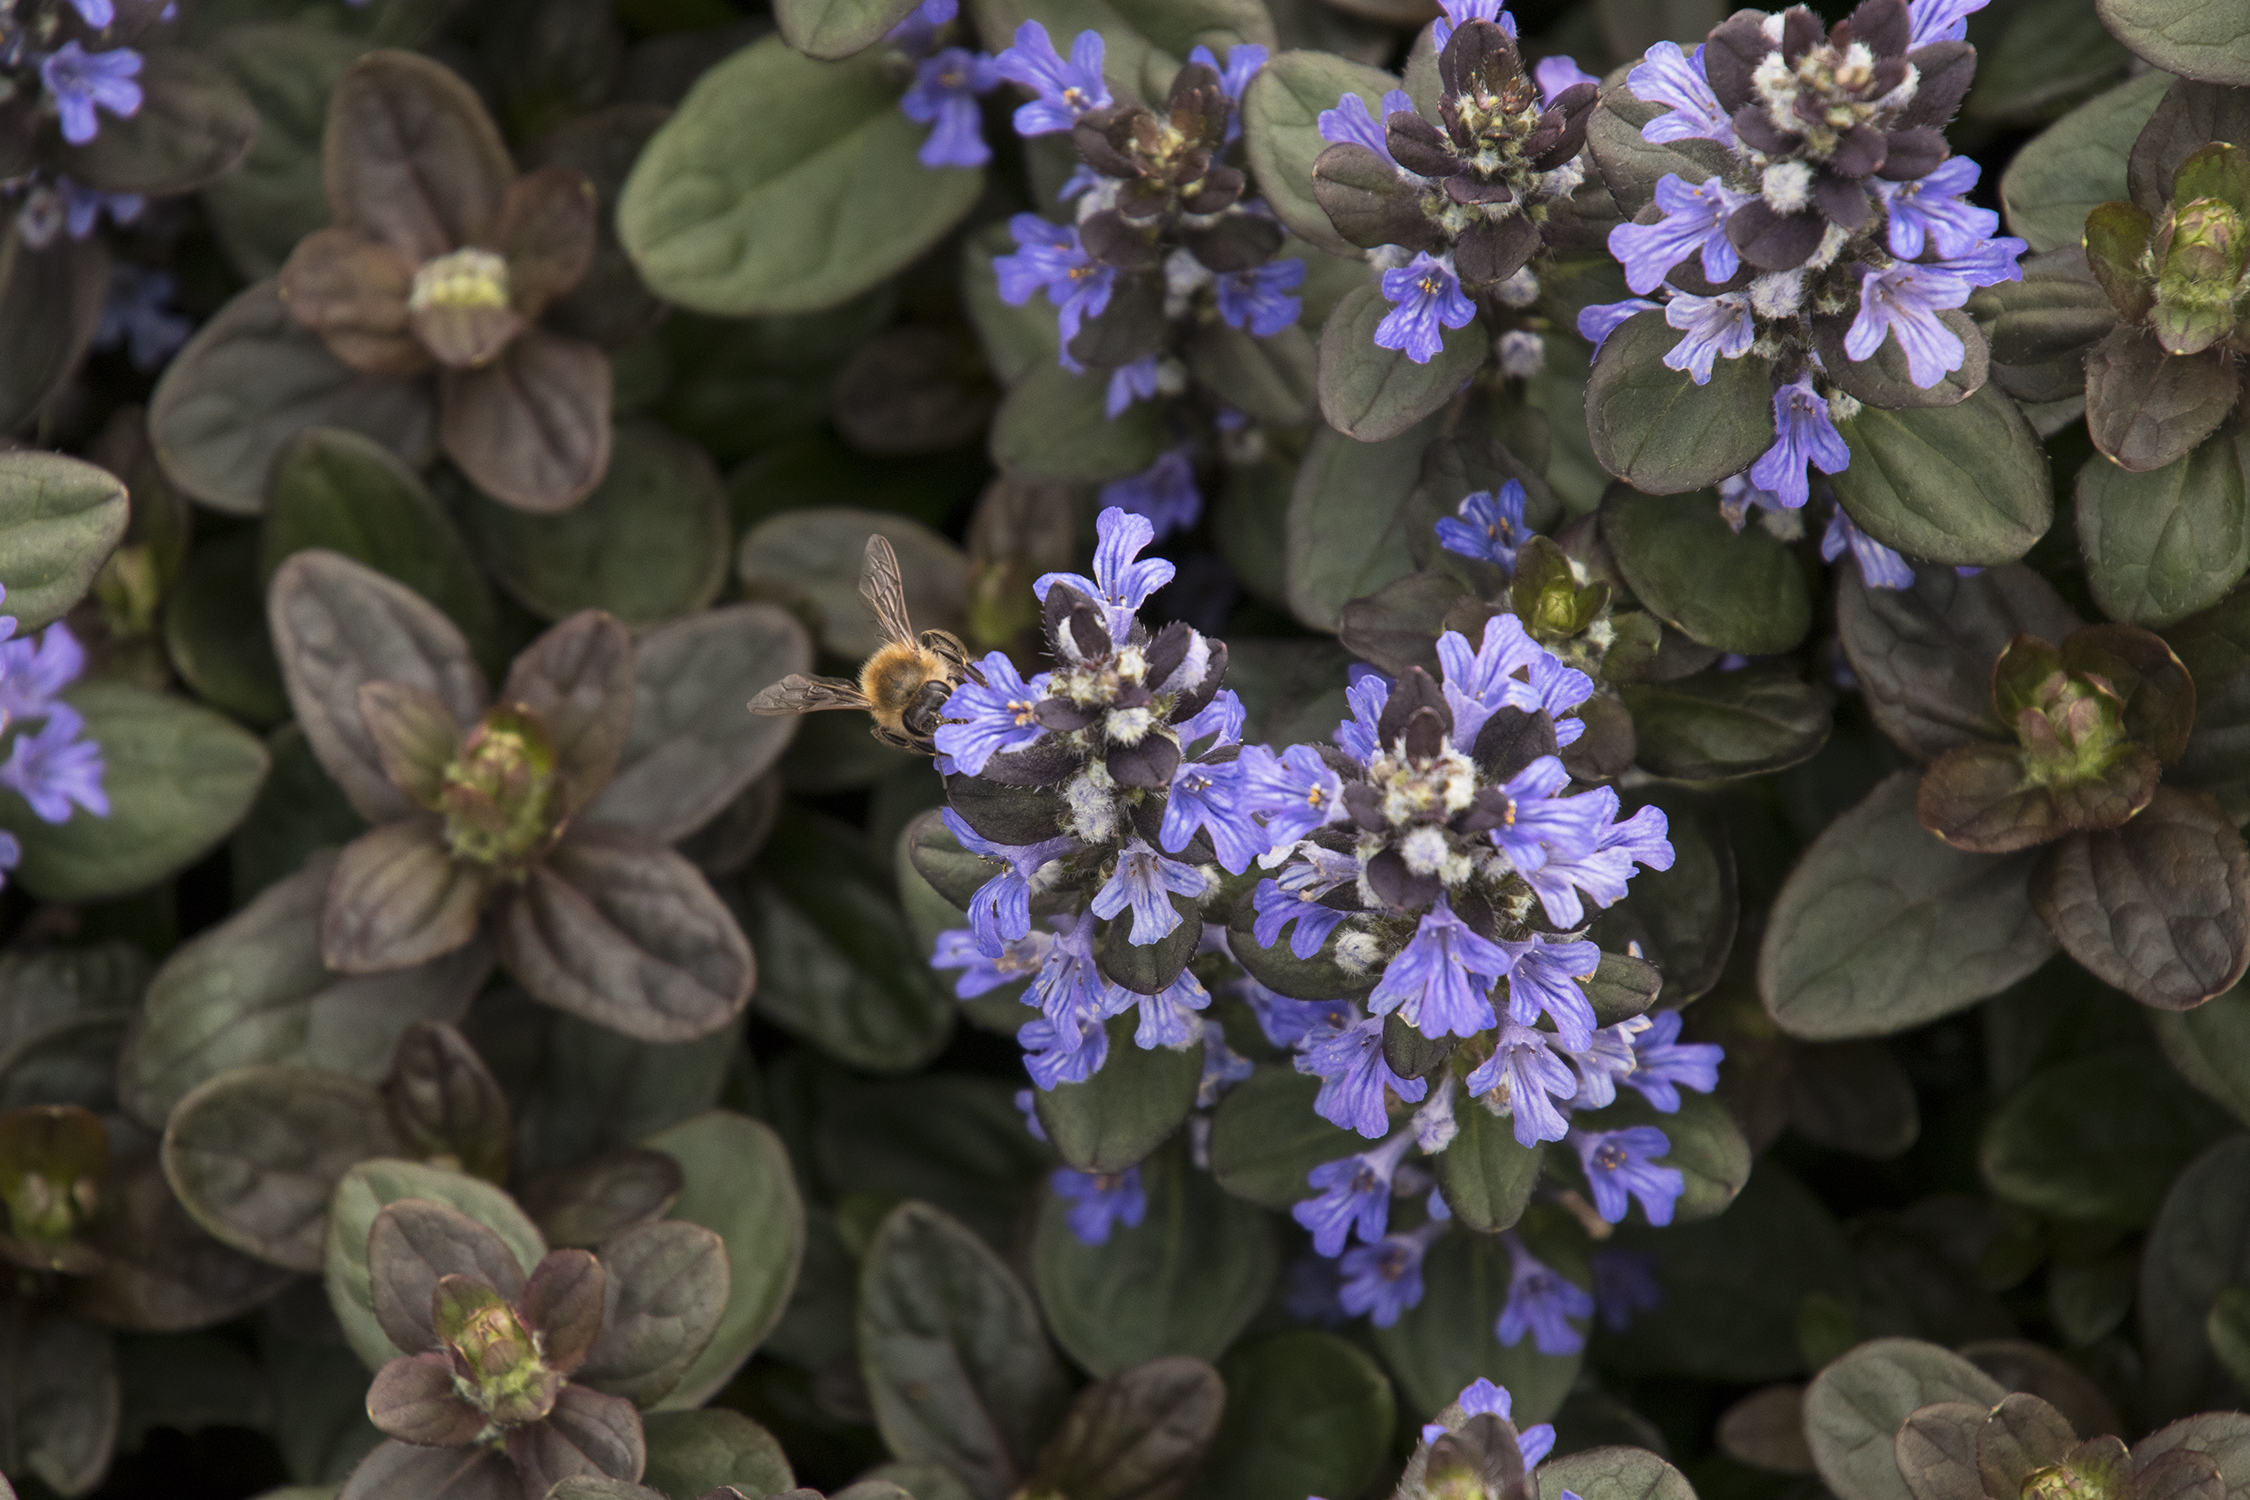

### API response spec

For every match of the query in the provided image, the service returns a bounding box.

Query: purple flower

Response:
[2,707,107,824]
[1874,157,1997,260]
[1518,789,1672,928]
[1035,506,1175,643]
[1497,1234,1593,1355]
[1534,55,1599,105]
[1629,42,1732,147]
[1499,936,1600,1051]
[1022,1011,1110,1087]
[1099,448,1202,540]
[1335,669,1389,765]
[1609,174,1749,295]
[1571,1125,1686,1226]
[1431,0,1516,51]
[1412,1073,1458,1152]
[1053,1166,1147,1244]
[41,43,143,146]
[902,48,999,167]
[994,214,1117,361]
[1025,912,1107,1041]
[58,177,143,240]
[67,0,116,23]
[1339,1226,1437,1326]
[934,651,1052,774]
[1747,376,1850,510]
[1199,1021,1254,1104]
[944,810,1077,956]
[1525,652,1595,746]
[1298,1014,1427,1138]
[0,830,18,892]
[1823,504,1916,590]
[994,21,1110,135]
[885,0,957,48]
[1908,0,1989,47]
[1370,899,1511,1040]
[932,927,1048,998]
[1579,298,1660,354]
[1663,291,1755,384]
[1238,743,1347,849]
[1624,1009,1723,1112]
[1013,1087,1049,1141]
[1284,1254,1348,1325]
[1435,612,1544,749]
[1241,978,1354,1048]
[1376,255,1477,365]
[1091,837,1208,945]
[1106,354,1161,417]
[1174,687,1243,749]
[1421,1379,1557,1459]
[0,618,85,722]
[1487,756,1607,877]
[1464,1022,1578,1146]
[1252,869,1350,959]
[1317,89,1417,162]
[1717,473,1788,531]
[1927,235,2027,288]
[93,266,192,373]
[1846,263,1972,388]
[1434,482,1533,573]
[1188,41,1268,103]
[1102,966,1212,1049]
[1592,1248,1663,1332]
[1293,1132,1415,1255]
[1216,258,1306,338]
[1563,1023,1639,1111]
[1163,757,1267,874]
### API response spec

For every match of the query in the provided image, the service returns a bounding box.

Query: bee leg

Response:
[871,723,928,755]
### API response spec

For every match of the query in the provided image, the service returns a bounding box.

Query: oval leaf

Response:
[0,452,130,632]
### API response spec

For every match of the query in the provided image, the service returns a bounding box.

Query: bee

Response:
[748,534,982,754]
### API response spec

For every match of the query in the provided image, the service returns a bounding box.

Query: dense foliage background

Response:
[2,0,2250,1497]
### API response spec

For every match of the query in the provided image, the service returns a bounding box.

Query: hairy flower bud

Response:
[441,707,561,870]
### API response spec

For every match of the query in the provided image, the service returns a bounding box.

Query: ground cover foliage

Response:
[2,0,2250,1496]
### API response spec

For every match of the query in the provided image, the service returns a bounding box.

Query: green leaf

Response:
[1588,790,1738,1007]
[1207,1064,1366,1210]
[2095,0,2250,87]
[2143,1137,2250,1420]
[1032,1011,1203,1173]
[1585,312,1774,495]
[617,38,983,316]
[1031,1148,1277,1377]
[1803,1339,2005,1500]
[463,421,731,626]
[737,507,967,660]
[817,1074,1051,1251]
[774,0,919,57]
[321,1157,547,1369]
[160,1065,399,1274]
[1759,772,2058,1040]
[1981,1047,2233,1226]
[1283,415,1442,632]
[858,1201,1070,1500]
[583,604,811,843]
[640,1409,794,1500]
[966,0,1273,111]
[1200,1332,1395,1500]
[1315,283,1489,443]
[1371,1227,1581,1422]
[1241,53,1401,256]
[2155,987,2250,1129]
[989,359,1166,486]
[120,854,490,1128]
[642,1110,807,1409]
[1189,320,1317,428]
[1601,1164,1853,1382]
[148,280,437,516]
[0,451,130,632]
[1620,667,1833,780]
[228,723,369,902]
[1535,1446,1699,1500]
[1831,385,2054,567]
[1583,86,1735,220]
[1965,0,2131,123]
[2030,789,2250,1008]
[2084,327,2240,473]
[1601,487,1811,655]
[262,427,496,659]
[574,1219,733,1406]
[0,219,108,434]
[0,1309,117,1496]
[2078,435,2250,627]
[1031,1357,1225,1500]
[515,1011,742,1175]
[1432,1096,1544,1233]
[2133,1411,2250,1497]
[2,682,269,903]
[2001,70,2173,252]
[165,528,292,729]
[200,24,371,281]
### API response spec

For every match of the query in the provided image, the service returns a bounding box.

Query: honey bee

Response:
[748,534,982,754]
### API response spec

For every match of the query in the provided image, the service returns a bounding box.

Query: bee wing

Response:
[860,533,920,649]
[748,674,870,715]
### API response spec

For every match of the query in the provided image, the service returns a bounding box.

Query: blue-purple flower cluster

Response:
[983,23,1305,539]
[0,585,108,887]
[1581,0,2025,509]
[1240,605,1719,1351]
[1309,0,1597,364]
[888,0,1001,169]
[3,0,151,246]
[931,507,1255,1088]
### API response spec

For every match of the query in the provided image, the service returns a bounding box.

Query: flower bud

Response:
[441,706,561,869]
